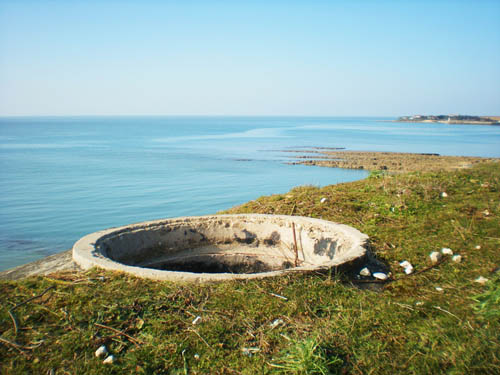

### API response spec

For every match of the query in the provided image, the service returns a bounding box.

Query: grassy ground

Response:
[1,163,499,374]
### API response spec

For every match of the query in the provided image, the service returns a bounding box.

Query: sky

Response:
[0,0,499,116]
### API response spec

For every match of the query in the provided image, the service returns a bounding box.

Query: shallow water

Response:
[1,116,499,270]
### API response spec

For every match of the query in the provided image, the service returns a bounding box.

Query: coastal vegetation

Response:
[1,162,499,374]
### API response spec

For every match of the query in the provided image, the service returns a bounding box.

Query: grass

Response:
[270,337,343,374]
[1,162,499,374]
[472,274,500,320]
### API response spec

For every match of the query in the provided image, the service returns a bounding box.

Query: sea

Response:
[1,116,500,271]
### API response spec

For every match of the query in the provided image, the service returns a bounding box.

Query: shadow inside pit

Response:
[151,255,294,274]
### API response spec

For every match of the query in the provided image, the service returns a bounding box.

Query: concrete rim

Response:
[72,214,369,282]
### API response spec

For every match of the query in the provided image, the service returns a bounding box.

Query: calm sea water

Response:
[1,116,500,270]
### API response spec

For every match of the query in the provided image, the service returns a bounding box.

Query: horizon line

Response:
[1,113,497,118]
[0,114,403,118]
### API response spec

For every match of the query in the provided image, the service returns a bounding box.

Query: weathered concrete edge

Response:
[72,214,370,283]
[0,250,81,281]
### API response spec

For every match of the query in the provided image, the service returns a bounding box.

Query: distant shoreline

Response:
[395,115,500,126]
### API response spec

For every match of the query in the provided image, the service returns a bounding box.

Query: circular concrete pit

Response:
[73,214,369,282]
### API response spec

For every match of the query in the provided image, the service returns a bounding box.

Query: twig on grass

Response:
[0,336,30,357]
[409,257,449,277]
[451,220,467,241]
[187,328,212,350]
[388,256,450,283]
[0,337,43,356]
[392,302,415,311]
[9,286,55,336]
[94,323,143,347]
[433,306,461,321]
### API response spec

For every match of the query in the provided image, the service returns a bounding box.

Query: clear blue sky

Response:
[1,0,499,116]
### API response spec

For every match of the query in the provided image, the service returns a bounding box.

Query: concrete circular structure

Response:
[72,214,369,282]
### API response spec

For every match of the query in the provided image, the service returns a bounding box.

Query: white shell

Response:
[399,261,413,274]
[359,267,371,277]
[475,276,489,285]
[95,345,107,358]
[404,266,414,275]
[320,197,327,203]
[435,287,444,292]
[429,251,442,264]
[269,318,284,329]
[452,255,462,263]
[373,272,388,280]
[241,347,260,356]
[440,192,448,198]
[103,355,115,364]
[475,245,481,250]
[192,316,202,325]
[441,248,453,255]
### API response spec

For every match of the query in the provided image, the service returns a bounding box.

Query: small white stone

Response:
[399,261,413,274]
[192,316,202,325]
[452,255,462,263]
[194,354,200,360]
[483,209,490,216]
[359,267,371,277]
[440,192,448,198]
[435,287,444,292]
[269,318,284,329]
[399,261,412,268]
[103,355,115,364]
[475,245,481,250]
[320,197,327,203]
[415,301,424,306]
[241,347,260,357]
[475,276,489,285]
[95,345,107,358]
[373,272,388,280]
[429,251,442,264]
[404,266,414,275]
[441,248,453,255]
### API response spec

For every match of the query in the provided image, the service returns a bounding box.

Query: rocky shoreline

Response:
[0,250,79,280]
[287,150,498,173]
